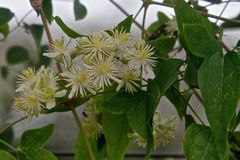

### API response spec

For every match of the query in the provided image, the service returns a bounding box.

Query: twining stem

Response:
[0,139,17,152]
[0,117,27,134]
[133,5,144,21]
[33,1,95,159]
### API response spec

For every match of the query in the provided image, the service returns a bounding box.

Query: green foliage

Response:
[0,150,16,160]
[150,37,176,58]
[147,11,169,33]
[19,148,57,160]
[0,66,9,80]
[6,46,29,64]
[102,91,145,114]
[0,128,14,149]
[20,124,54,148]
[0,24,9,39]
[198,52,240,158]
[42,0,53,23]
[154,58,183,95]
[183,124,219,160]
[116,15,133,32]
[54,16,83,38]
[102,112,131,160]
[24,23,44,49]
[75,134,106,160]
[0,7,14,26]
[74,0,87,20]
[183,24,222,58]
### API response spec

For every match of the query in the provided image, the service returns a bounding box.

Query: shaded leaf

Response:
[185,114,196,129]
[24,23,43,48]
[6,46,29,64]
[0,128,14,149]
[0,66,9,80]
[42,0,53,23]
[0,24,9,39]
[184,124,219,160]
[166,86,192,119]
[184,60,199,88]
[0,8,14,26]
[154,58,183,95]
[0,150,16,160]
[183,24,222,58]
[116,15,133,32]
[36,45,51,68]
[54,16,83,38]
[149,37,176,58]
[102,91,146,114]
[102,112,130,160]
[74,0,87,20]
[20,124,54,148]
[75,133,106,160]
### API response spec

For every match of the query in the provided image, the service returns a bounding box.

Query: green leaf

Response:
[21,148,57,160]
[147,12,169,33]
[183,24,222,58]
[154,58,183,95]
[103,112,130,160]
[0,8,14,26]
[20,124,54,148]
[184,60,199,88]
[230,131,240,152]
[54,16,83,38]
[75,134,106,160]
[183,124,219,160]
[0,24,9,39]
[74,0,87,20]
[0,150,16,160]
[24,23,43,48]
[149,37,176,58]
[102,91,146,114]
[36,45,51,68]
[116,15,133,32]
[165,86,192,119]
[0,66,9,80]
[42,0,53,23]
[6,46,29,64]
[198,52,240,158]
[174,0,214,35]
[0,128,14,149]
[185,114,196,129]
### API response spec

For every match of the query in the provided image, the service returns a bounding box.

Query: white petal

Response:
[46,99,56,109]
[43,52,59,58]
[55,90,67,97]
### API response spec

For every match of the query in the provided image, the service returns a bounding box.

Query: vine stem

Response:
[0,139,17,152]
[141,4,148,38]
[33,1,95,159]
[0,116,27,134]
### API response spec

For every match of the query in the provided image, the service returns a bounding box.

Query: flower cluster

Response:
[14,67,66,117]
[128,112,175,149]
[45,29,156,98]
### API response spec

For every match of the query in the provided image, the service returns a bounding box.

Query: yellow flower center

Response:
[123,70,136,81]
[27,95,38,107]
[138,51,148,61]
[118,33,130,42]
[44,88,55,99]
[23,68,35,80]
[94,39,102,49]
[76,73,87,84]
[97,64,109,75]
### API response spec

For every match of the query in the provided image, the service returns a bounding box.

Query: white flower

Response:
[129,40,157,72]
[43,37,69,58]
[127,132,147,148]
[112,28,133,45]
[16,67,37,92]
[36,67,66,109]
[116,65,140,93]
[86,56,120,90]
[165,17,178,33]
[61,63,96,98]
[14,91,43,117]
[78,31,117,59]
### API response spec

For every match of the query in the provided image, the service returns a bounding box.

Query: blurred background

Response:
[0,0,239,159]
